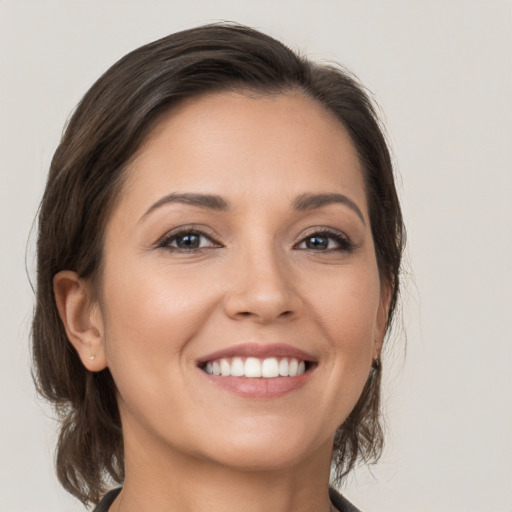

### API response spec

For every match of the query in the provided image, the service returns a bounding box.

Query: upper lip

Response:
[197,343,317,365]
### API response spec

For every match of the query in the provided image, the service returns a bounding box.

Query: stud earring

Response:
[89,354,95,361]
[372,356,381,371]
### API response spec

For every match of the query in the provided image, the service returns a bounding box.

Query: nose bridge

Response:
[223,234,301,323]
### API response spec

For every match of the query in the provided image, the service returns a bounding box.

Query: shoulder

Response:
[329,487,362,512]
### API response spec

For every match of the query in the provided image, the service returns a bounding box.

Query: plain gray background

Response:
[1,1,511,511]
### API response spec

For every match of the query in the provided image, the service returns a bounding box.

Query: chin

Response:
[204,443,316,473]
[190,418,332,472]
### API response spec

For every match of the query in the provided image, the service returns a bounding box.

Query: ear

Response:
[53,270,108,372]
[373,278,393,359]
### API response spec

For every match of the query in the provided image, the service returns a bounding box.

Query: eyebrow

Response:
[139,191,365,225]
[293,193,365,224]
[139,193,229,223]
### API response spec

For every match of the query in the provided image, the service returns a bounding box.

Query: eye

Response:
[157,229,221,252]
[295,230,354,252]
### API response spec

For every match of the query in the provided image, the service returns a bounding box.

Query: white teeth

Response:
[244,357,262,378]
[261,357,279,378]
[203,357,309,378]
[278,358,289,376]
[220,358,230,376]
[231,357,245,376]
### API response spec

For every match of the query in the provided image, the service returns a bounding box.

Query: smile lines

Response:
[204,357,307,378]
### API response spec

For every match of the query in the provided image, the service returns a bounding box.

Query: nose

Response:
[223,247,303,324]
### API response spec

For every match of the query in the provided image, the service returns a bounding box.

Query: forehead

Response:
[117,90,367,218]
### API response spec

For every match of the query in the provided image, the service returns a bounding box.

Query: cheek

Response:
[99,258,218,379]
[97,259,225,440]
[310,263,381,339]
[304,262,380,384]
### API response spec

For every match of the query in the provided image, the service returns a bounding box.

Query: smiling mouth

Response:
[201,357,314,378]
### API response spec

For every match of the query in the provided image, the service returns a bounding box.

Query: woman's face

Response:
[95,91,388,471]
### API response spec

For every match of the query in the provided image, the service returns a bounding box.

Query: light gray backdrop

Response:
[1,1,511,511]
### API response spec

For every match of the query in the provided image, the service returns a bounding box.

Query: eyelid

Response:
[155,225,223,250]
[153,225,355,252]
[294,227,355,251]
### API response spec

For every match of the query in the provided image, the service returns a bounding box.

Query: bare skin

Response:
[54,91,389,512]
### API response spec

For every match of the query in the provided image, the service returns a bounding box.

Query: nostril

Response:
[223,285,302,323]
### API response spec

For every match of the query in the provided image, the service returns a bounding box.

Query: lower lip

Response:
[199,369,314,398]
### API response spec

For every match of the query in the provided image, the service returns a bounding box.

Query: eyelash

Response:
[294,229,355,253]
[156,228,221,253]
[156,228,355,253]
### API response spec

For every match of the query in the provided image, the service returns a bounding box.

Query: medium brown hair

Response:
[32,22,404,507]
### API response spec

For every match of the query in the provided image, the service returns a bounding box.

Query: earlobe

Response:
[53,270,108,372]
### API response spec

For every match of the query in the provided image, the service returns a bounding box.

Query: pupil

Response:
[177,234,199,248]
[307,236,328,249]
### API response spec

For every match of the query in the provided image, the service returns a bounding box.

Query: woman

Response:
[32,23,404,512]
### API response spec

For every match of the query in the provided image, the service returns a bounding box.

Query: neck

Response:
[112,428,335,512]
